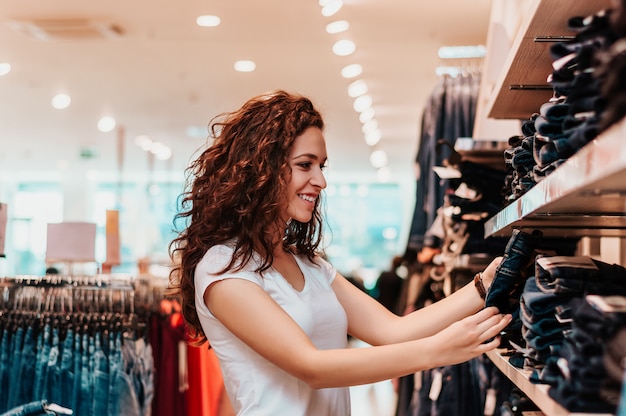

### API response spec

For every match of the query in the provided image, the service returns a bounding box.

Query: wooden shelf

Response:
[485,0,612,120]
[484,117,626,238]
[485,349,613,416]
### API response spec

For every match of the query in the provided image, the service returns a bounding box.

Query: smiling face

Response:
[284,126,328,224]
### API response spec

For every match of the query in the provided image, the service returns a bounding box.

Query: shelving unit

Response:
[486,350,613,416]
[484,116,626,238]
[485,0,611,120]
[479,0,624,414]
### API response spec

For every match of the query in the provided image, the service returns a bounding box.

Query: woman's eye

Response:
[298,162,312,169]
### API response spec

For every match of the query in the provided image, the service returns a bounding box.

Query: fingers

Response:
[472,306,501,321]
[477,313,511,343]
[477,335,502,353]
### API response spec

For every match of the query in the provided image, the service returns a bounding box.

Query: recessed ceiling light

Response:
[325,20,349,34]
[341,64,362,79]
[234,60,256,72]
[353,95,372,112]
[361,119,378,134]
[196,15,221,27]
[438,45,486,59]
[365,129,381,146]
[370,150,387,168]
[51,93,71,109]
[321,0,343,17]
[359,107,375,123]
[0,63,10,76]
[347,79,367,97]
[97,116,116,133]
[332,40,355,56]
[134,135,152,150]
[377,167,391,183]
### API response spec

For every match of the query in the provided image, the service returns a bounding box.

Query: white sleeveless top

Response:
[194,244,350,416]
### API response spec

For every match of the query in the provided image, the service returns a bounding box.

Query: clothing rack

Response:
[0,273,164,416]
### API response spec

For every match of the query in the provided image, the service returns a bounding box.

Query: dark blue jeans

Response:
[535,255,626,296]
[0,327,10,412]
[34,325,51,402]
[485,229,543,314]
[17,327,37,408]
[7,327,25,409]
[59,329,75,409]
[92,333,109,416]
[0,400,71,416]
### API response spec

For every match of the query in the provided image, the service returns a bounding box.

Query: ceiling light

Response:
[377,167,391,183]
[321,0,343,17]
[341,64,362,79]
[0,63,10,76]
[361,119,378,134]
[382,226,397,239]
[370,150,387,168]
[438,45,486,59]
[97,116,116,133]
[353,95,372,112]
[332,40,355,56]
[325,20,349,34]
[51,93,71,109]
[234,60,256,72]
[359,107,375,123]
[196,15,221,27]
[347,79,368,98]
[364,129,381,146]
[134,135,152,150]
[152,143,172,160]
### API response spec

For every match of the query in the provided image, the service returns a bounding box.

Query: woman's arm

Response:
[205,268,509,389]
[332,257,502,346]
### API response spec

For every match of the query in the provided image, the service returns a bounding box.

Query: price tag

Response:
[484,388,496,415]
[428,369,443,401]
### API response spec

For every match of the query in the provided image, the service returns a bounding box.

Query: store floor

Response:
[348,339,397,416]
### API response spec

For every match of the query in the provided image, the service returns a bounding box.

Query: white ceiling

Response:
[0,0,493,184]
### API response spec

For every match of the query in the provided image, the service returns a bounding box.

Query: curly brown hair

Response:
[169,90,326,344]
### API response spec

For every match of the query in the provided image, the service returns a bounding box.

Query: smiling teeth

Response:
[299,194,315,202]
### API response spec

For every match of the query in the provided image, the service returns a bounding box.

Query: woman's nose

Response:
[312,167,327,189]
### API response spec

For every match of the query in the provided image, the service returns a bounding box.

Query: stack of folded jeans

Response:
[597,0,626,131]
[502,119,538,203]
[519,277,576,378]
[509,255,626,412]
[502,7,621,203]
[547,295,626,413]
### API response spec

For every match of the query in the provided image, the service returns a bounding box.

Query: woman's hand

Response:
[480,256,503,293]
[427,306,511,367]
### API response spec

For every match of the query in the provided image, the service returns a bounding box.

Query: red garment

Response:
[150,301,188,416]
[187,343,224,416]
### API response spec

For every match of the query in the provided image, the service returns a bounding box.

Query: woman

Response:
[169,90,510,415]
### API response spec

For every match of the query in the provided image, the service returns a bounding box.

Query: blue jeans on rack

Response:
[59,329,75,410]
[92,333,109,416]
[0,400,64,416]
[7,326,25,409]
[71,329,82,414]
[17,327,37,408]
[108,331,122,416]
[76,332,91,416]
[43,328,61,405]
[34,324,51,402]
[0,326,11,412]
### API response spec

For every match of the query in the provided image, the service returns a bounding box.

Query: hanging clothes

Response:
[0,275,156,416]
[407,73,481,254]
